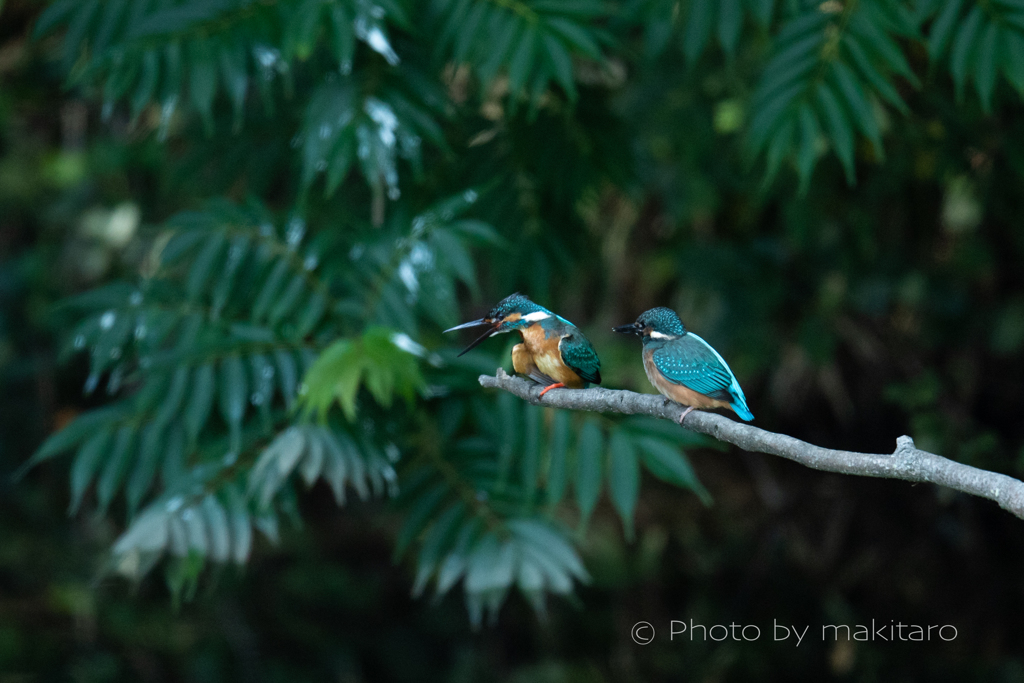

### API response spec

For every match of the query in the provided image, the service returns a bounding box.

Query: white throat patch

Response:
[522,311,551,322]
[649,331,677,339]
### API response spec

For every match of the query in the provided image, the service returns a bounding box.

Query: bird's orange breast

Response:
[642,347,731,411]
[517,324,585,388]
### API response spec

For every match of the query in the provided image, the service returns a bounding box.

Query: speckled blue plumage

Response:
[635,308,753,421]
[486,293,548,321]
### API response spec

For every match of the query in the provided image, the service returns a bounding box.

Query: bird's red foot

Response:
[538,382,566,399]
[678,406,695,425]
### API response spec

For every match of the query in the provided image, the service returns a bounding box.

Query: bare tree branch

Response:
[479,369,1024,520]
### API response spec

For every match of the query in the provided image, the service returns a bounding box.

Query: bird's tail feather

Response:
[729,391,754,421]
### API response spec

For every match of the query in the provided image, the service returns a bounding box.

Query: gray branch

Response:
[479,369,1024,520]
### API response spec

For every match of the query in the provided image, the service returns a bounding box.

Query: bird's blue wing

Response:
[651,336,735,401]
[559,332,601,385]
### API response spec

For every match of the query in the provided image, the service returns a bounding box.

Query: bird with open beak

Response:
[445,293,601,398]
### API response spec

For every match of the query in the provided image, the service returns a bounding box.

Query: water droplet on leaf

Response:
[100,310,116,330]
[286,217,306,248]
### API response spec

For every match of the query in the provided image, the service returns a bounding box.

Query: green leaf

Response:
[574,418,603,529]
[764,116,794,185]
[928,0,965,60]
[33,0,79,38]
[545,17,602,59]
[830,61,882,155]
[126,422,163,515]
[748,0,775,25]
[1003,30,1024,93]
[478,13,523,85]
[202,496,231,563]
[159,229,206,267]
[796,102,821,192]
[329,5,356,70]
[395,484,449,560]
[436,516,484,597]
[70,427,114,514]
[219,39,249,127]
[218,355,248,452]
[607,428,639,541]
[251,427,306,507]
[113,505,169,556]
[186,231,227,301]
[719,0,743,56]
[211,235,250,318]
[520,405,542,501]
[97,424,137,512]
[454,3,487,62]
[93,0,127,59]
[545,410,570,506]
[842,34,909,114]
[269,274,307,326]
[412,502,465,597]
[849,12,919,85]
[638,437,712,504]
[508,518,588,581]
[188,40,218,134]
[508,25,538,95]
[274,349,299,410]
[296,291,328,337]
[684,0,715,65]
[61,0,100,68]
[155,365,190,429]
[815,82,856,185]
[320,430,352,503]
[161,424,186,488]
[252,259,290,322]
[542,33,576,98]
[227,485,253,564]
[299,428,325,485]
[465,534,515,627]
[949,6,982,99]
[184,363,215,444]
[974,22,999,111]
[26,404,125,470]
[131,49,160,122]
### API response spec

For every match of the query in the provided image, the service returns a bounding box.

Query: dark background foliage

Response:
[4,0,1024,679]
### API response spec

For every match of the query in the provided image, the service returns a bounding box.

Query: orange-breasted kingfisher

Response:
[614,307,754,423]
[445,293,601,398]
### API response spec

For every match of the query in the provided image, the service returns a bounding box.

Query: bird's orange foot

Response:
[678,406,695,425]
[538,382,566,399]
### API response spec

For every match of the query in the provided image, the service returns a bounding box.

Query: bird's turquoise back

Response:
[558,331,601,385]
[648,333,753,421]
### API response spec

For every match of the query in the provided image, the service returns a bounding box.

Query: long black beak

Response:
[613,323,641,336]
[444,318,489,333]
[444,318,501,356]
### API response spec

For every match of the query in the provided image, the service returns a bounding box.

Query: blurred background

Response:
[4,0,1024,680]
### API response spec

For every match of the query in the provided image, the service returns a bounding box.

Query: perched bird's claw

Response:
[538,383,566,399]
[678,406,695,425]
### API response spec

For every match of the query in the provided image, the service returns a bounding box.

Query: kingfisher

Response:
[445,293,601,398]
[614,307,753,423]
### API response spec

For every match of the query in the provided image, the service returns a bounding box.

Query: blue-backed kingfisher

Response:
[445,293,601,398]
[614,307,754,423]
